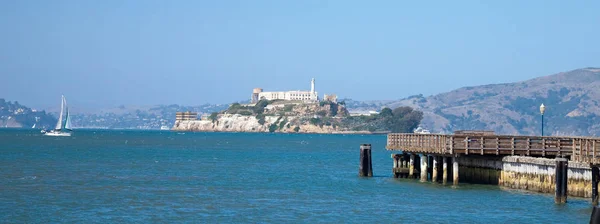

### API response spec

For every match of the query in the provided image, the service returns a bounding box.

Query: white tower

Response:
[311,78,315,93]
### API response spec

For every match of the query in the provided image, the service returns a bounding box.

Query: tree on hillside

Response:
[253,100,270,114]
[389,106,423,133]
[209,112,219,122]
[255,100,269,109]
[380,108,393,117]
[339,106,423,133]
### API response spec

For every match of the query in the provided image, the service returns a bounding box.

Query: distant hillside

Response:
[0,99,56,129]
[384,67,600,136]
[339,99,393,113]
[66,104,230,129]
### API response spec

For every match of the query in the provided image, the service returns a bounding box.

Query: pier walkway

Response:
[387,132,600,164]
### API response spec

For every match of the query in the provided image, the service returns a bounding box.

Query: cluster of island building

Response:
[175,78,341,122]
[251,78,337,103]
[175,111,198,121]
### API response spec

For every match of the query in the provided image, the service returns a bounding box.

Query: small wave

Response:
[19,176,37,180]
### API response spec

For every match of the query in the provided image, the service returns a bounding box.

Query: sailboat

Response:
[42,95,73,136]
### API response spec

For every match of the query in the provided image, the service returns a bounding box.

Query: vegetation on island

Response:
[226,100,271,115]
[341,106,423,132]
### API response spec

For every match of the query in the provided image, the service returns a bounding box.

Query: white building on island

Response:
[251,78,319,103]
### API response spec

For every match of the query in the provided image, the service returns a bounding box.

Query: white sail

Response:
[64,107,72,130]
[54,95,65,130]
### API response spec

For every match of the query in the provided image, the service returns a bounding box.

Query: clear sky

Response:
[1,0,599,109]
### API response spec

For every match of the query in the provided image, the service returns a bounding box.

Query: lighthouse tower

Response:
[311,78,315,93]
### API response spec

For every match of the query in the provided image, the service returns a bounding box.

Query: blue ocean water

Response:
[0,129,591,223]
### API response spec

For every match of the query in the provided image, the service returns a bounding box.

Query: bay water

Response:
[0,129,592,223]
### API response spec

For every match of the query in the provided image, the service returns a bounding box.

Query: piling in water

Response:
[432,156,439,182]
[591,206,600,224]
[593,166,599,206]
[359,144,373,177]
[453,157,459,185]
[409,154,415,178]
[392,154,400,178]
[555,158,568,204]
[442,157,448,185]
[421,154,428,182]
[428,155,433,181]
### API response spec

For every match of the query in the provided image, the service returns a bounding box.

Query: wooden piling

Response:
[359,144,373,177]
[392,154,399,178]
[591,206,600,224]
[409,154,415,178]
[561,159,568,203]
[442,157,448,185]
[421,154,428,182]
[432,156,439,182]
[453,157,459,185]
[593,166,599,206]
[555,158,568,203]
[428,155,433,181]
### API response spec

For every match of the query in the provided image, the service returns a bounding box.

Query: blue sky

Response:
[1,0,599,108]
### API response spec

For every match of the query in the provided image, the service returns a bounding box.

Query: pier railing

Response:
[386,133,600,164]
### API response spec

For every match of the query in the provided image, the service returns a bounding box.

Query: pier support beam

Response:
[591,206,600,224]
[442,157,448,185]
[359,144,373,177]
[403,154,411,178]
[409,154,415,178]
[392,154,399,178]
[420,154,428,182]
[555,158,568,204]
[432,156,439,182]
[593,166,599,206]
[453,157,459,185]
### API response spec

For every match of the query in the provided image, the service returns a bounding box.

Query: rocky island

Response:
[172,99,423,134]
[173,78,423,134]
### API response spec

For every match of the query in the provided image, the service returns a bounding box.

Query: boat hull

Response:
[43,131,72,137]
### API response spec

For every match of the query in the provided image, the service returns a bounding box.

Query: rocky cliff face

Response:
[172,114,369,134]
[173,114,275,132]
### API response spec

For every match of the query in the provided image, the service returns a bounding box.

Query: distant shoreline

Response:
[169,129,391,135]
[0,128,391,135]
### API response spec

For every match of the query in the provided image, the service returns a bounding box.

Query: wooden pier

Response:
[386,131,600,204]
